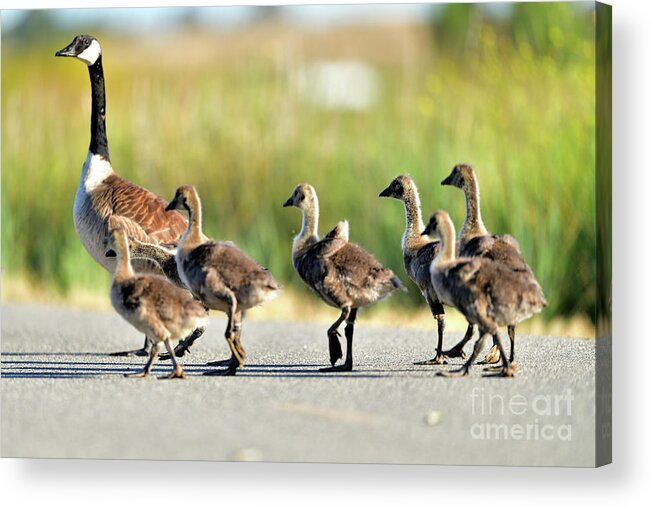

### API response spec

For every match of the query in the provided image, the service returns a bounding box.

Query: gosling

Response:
[106,235,207,359]
[166,185,281,376]
[380,174,470,364]
[105,227,209,379]
[423,211,546,377]
[441,163,539,366]
[284,183,405,372]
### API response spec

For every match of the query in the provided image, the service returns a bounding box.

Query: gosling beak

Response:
[165,199,177,212]
[441,173,454,186]
[421,226,432,236]
[282,197,293,207]
[55,41,77,57]
[378,186,392,198]
[105,249,117,258]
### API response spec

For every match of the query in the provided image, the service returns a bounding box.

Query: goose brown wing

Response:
[107,215,150,243]
[104,175,187,246]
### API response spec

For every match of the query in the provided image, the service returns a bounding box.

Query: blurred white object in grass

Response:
[296,60,380,111]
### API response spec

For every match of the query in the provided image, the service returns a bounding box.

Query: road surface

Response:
[1,303,597,466]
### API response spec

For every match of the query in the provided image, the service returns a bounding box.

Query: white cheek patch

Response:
[77,40,101,65]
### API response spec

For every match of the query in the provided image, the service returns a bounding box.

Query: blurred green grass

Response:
[1,8,597,327]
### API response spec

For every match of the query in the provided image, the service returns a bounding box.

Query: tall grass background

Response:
[1,4,597,335]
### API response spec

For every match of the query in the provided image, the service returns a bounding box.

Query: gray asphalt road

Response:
[1,303,596,466]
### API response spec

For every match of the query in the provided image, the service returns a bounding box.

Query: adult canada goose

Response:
[441,163,538,366]
[166,185,281,376]
[56,35,200,357]
[422,211,546,377]
[284,183,406,372]
[379,175,470,364]
[105,228,209,379]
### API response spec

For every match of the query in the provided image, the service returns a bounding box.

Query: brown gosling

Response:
[380,174,471,364]
[105,227,208,379]
[166,185,281,376]
[441,163,539,366]
[284,183,406,372]
[105,236,208,359]
[56,35,197,358]
[422,211,547,377]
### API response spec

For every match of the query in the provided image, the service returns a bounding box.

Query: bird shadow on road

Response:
[1,353,394,379]
[1,358,144,378]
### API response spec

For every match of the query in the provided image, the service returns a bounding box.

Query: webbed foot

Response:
[319,362,353,373]
[484,365,516,378]
[480,344,501,364]
[414,353,448,365]
[124,370,149,378]
[164,367,186,380]
[328,330,343,366]
[443,345,467,360]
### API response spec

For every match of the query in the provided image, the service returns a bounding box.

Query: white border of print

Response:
[0,0,648,506]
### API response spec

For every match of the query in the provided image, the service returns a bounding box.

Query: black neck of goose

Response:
[88,56,110,161]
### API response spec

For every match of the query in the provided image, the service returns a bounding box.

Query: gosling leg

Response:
[160,339,186,379]
[414,298,448,365]
[484,333,515,377]
[508,325,516,367]
[205,297,242,375]
[438,333,488,377]
[159,326,206,360]
[125,340,159,378]
[480,334,502,365]
[324,306,350,367]
[320,308,357,372]
[232,313,247,363]
[444,323,475,360]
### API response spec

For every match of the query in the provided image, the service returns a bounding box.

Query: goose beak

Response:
[165,200,177,212]
[378,186,392,198]
[104,248,117,258]
[441,174,454,186]
[282,197,293,207]
[55,41,77,57]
